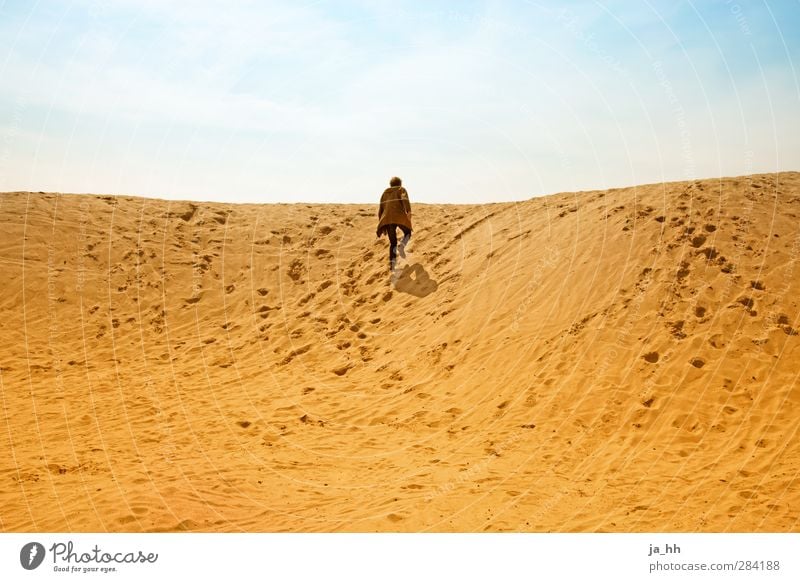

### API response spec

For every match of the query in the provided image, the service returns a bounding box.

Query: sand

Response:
[1,172,799,532]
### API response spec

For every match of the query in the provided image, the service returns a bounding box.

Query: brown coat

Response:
[376,186,413,237]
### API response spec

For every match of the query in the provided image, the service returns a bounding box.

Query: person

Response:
[376,176,413,272]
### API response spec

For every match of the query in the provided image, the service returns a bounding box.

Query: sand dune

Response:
[1,172,799,532]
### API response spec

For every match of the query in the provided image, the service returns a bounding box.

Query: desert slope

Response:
[1,172,799,532]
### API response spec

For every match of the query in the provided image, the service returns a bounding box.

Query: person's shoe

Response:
[397,242,406,259]
[389,258,396,272]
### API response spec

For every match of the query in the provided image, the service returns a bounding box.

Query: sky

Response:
[0,0,798,204]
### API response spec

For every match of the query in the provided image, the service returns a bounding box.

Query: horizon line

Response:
[3,170,798,207]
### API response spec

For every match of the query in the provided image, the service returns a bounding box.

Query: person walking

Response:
[376,176,413,272]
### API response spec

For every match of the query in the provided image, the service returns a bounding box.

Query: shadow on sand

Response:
[393,263,438,297]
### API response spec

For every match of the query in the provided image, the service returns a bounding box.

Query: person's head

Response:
[389,176,402,187]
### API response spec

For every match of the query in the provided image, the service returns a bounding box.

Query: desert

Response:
[1,172,799,532]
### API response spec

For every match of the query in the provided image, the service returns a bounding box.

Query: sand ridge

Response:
[1,172,799,532]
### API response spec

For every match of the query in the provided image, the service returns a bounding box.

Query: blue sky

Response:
[0,0,798,203]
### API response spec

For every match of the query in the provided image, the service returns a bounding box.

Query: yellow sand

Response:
[1,172,799,532]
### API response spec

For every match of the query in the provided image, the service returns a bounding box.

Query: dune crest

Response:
[1,172,799,532]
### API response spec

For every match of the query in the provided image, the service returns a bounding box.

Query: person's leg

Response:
[398,225,411,258]
[387,225,398,269]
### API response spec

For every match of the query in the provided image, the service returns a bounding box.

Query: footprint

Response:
[287,259,305,282]
[690,357,705,368]
[117,515,138,525]
[699,247,718,259]
[671,414,688,429]
[690,235,706,248]
[332,364,352,376]
[709,334,726,349]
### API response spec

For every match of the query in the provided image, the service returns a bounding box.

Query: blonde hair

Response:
[389,176,402,187]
